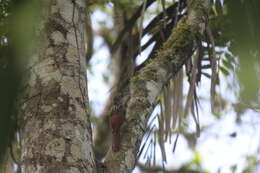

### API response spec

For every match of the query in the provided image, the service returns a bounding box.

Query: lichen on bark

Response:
[17,0,96,173]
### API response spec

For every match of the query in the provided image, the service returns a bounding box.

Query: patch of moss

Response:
[188,0,204,11]
[128,98,151,117]
[171,22,194,50]
[152,19,194,70]
[139,65,158,82]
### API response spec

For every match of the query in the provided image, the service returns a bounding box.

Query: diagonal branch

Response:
[104,0,211,172]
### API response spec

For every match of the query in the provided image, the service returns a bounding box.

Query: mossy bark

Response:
[104,0,210,172]
[17,0,96,172]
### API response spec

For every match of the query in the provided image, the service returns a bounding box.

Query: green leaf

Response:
[222,58,234,71]
[220,66,229,76]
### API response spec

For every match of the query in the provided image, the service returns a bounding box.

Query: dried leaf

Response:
[163,85,172,140]
[184,50,200,136]
[206,25,219,113]
[191,94,200,137]
[184,56,197,117]
[158,110,167,162]
[172,69,183,131]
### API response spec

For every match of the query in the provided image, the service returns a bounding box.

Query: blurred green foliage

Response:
[0,0,41,163]
[0,0,18,164]
[224,0,260,104]
[207,0,260,120]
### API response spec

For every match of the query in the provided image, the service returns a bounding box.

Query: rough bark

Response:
[104,0,211,172]
[17,0,96,172]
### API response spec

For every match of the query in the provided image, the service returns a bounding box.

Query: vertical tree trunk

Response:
[17,0,96,172]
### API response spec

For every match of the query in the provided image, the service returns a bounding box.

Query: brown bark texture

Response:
[17,0,96,172]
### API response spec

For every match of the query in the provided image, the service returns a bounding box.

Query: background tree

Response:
[0,0,259,173]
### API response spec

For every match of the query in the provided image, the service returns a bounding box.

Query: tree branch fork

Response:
[102,0,210,172]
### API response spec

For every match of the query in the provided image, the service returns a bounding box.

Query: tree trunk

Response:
[17,0,96,172]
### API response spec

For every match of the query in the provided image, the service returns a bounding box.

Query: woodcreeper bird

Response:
[109,113,124,152]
